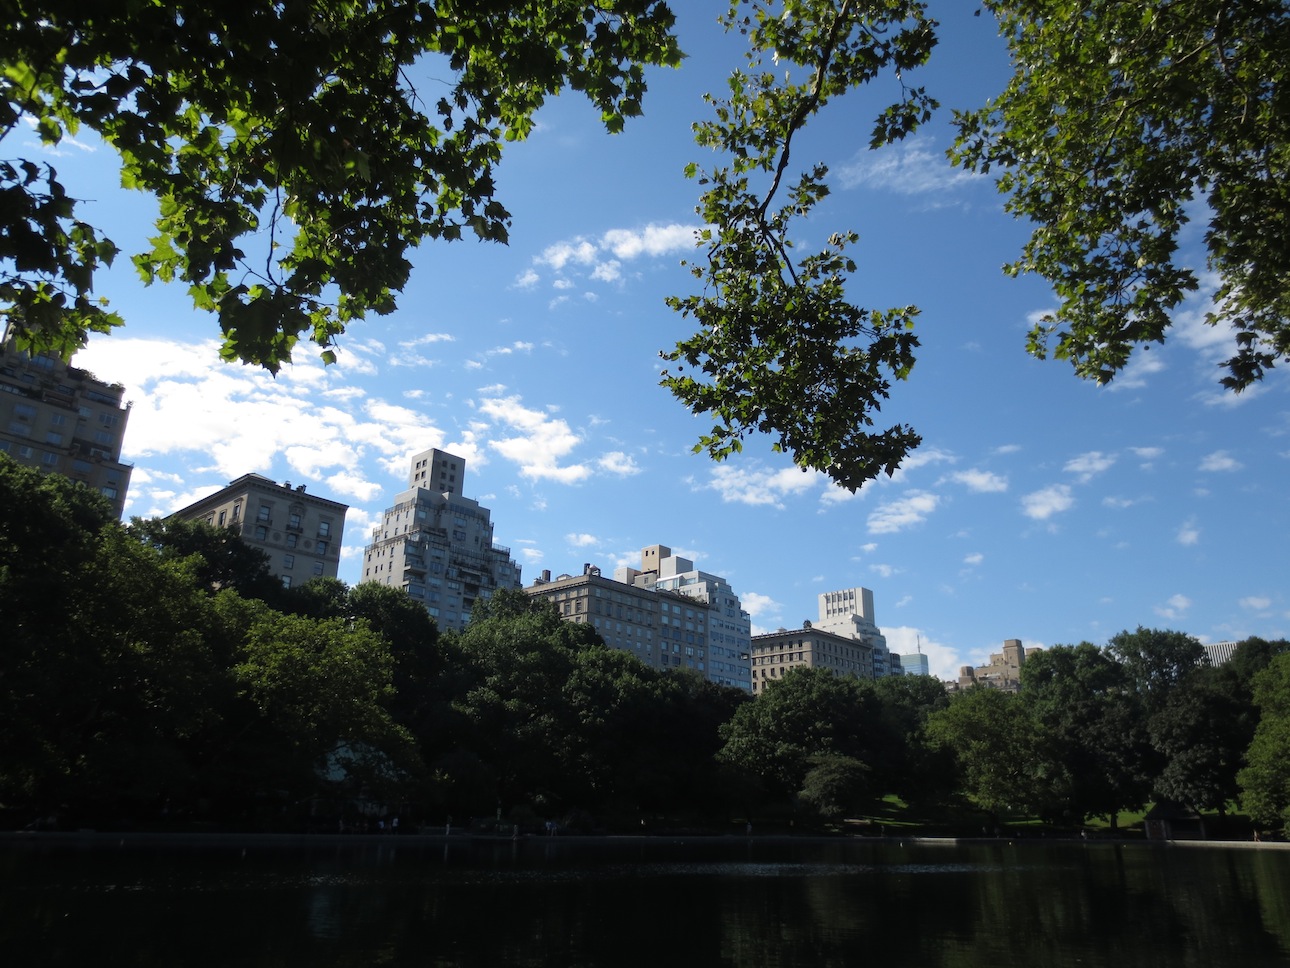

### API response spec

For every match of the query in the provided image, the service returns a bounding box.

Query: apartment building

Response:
[172,474,348,585]
[616,544,753,691]
[361,448,521,633]
[527,564,712,675]
[0,334,132,517]
[815,586,895,676]
[749,626,877,694]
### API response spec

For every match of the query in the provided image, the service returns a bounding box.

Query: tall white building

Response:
[815,586,895,676]
[361,448,521,632]
[616,544,753,691]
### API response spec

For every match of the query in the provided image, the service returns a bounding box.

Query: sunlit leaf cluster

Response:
[1,1,681,369]
[663,0,936,490]
[952,0,1290,389]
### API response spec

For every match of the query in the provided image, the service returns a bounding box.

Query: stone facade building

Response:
[750,625,876,694]
[527,564,712,676]
[173,474,348,585]
[615,544,752,691]
[955,638,1040,692]
[0,334,132,517]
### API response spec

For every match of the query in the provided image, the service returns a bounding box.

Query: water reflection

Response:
[2,838,1288,967]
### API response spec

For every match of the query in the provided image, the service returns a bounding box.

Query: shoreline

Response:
[2,830,1286,850]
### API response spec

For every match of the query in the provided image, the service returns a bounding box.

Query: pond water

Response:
[3,835,1288,967]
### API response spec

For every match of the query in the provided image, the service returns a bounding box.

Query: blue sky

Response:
[18,6,1288,678]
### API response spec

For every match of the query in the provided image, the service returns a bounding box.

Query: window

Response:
[218,510,227,526]
[286,533,297,549]
[42,452,58,466]
[283,555,295,569]
[45,431,62,445]
[281,575,292,588]
[318,521,331,537]
[255,525,268,540]
[50,414,66,427]
[257,504,271,522]
[288,511,302,530]
[93,430,112,445]
[312,562,323,576]
[101,485,118,499]
[18,445,33,458]
[315,540,328,555]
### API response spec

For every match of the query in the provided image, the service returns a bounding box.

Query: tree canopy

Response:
[2,0,1287,486]
[0,0,681,365]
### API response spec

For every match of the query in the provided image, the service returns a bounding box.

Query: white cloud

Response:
[513,268,540,289]
[1240,596,1272,610]
[867,490,940,534]
[870,563,899,579]
[1154,593,1192,621]
[1064,451,1116,483]
[566,533,599,548]
[399,333,456,348]
[1199,450,1242,472]
[536,238,599,270]
[946,468,1008,493]
[1020,484,1074,520]
[600,223,699,259]
[1106,350,1166,390]
[477,394,591,483]
[994,444,1022,455]
[702,463,822,509]
[838,136,985,196]
[1177,519,1200,546]
[596,451,641,476]
[1131,447,1164,460]
[741,591,784,634]
[591,261,622,283]
[963,552,984,566]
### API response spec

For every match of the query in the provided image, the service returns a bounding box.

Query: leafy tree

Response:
[1106,626,1206,714]
[663,0,934,489]
[1020,643,1153,826]
[128,516,282,603]
[717,667,885,804]
[798,752,872,818]
[1238,652,1290,837]
[1147,663,1254,818]
[0,458,222,820]
[1,1,681,364]
[953,0,1290,391]
[221,597,417,805]
[871,672,952,803]
[924,686,1068,824]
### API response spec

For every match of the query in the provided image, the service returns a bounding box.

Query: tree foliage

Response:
[1,0,681,366]
[1238,652,1290,836]
[1020,643,1153,825]
[952,0,1290,390]
[662,0,934,489]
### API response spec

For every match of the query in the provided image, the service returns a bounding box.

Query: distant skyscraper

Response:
[0,332,132,517]
[815,587,894,676]
[361,448,521,632]
[898,652,930,676]
[172,474,348,586]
